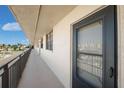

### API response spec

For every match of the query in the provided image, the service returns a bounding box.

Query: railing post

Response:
[0,48,31,88]
[2,64,9,88]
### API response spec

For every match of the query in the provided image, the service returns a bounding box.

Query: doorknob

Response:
[109,67,114,78]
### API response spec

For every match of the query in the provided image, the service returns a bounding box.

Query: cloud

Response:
[2,22,22,31]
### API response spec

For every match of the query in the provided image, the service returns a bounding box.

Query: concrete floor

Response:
[18,50,64,88]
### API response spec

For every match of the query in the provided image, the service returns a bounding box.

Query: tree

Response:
[12,45,18,51]
[2,44,5,47]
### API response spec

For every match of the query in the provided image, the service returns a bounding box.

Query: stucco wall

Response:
[35,5,106,87]
[117,6,124,88]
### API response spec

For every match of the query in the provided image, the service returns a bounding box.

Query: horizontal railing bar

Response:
[0,48,32,88]
[0,48,30,70]
[8,57,20,69]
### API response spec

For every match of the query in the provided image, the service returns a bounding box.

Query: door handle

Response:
[109,67,114,78]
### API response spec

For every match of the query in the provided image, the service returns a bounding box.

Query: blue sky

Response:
[0,5,29,45]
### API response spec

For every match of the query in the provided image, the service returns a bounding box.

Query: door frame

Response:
[72,5,118,88]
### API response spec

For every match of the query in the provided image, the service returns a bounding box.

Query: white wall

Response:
[117,6,124,88]
[35,5,106,88]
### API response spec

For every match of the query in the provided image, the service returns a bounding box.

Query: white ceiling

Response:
[9,5,76,45]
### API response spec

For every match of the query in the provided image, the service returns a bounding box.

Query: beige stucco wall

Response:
[117,6,124,88]
[35,5,106,88]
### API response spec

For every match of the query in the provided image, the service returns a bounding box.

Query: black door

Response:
[72,6,117,88]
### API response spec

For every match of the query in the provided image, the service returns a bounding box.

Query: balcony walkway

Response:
[18,49,64,88]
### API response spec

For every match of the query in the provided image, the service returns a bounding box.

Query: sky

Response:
[0,5,30,45]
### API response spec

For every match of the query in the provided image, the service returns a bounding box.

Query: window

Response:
[41,37,43,48]
[72,6,116,88]
[46,31,53,50]
[77,21,103,87]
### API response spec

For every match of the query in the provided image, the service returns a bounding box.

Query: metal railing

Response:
[0,48,31,88]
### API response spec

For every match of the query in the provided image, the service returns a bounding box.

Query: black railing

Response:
[0,48,31,88]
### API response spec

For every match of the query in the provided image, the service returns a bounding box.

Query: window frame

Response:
[40,37,43,48]
[46,31,53,51]
[72,6,117,88]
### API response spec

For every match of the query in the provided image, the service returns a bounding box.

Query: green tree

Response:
[12,45,18,51]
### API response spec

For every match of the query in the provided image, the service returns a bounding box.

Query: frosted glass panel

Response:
[77,21,103,87]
